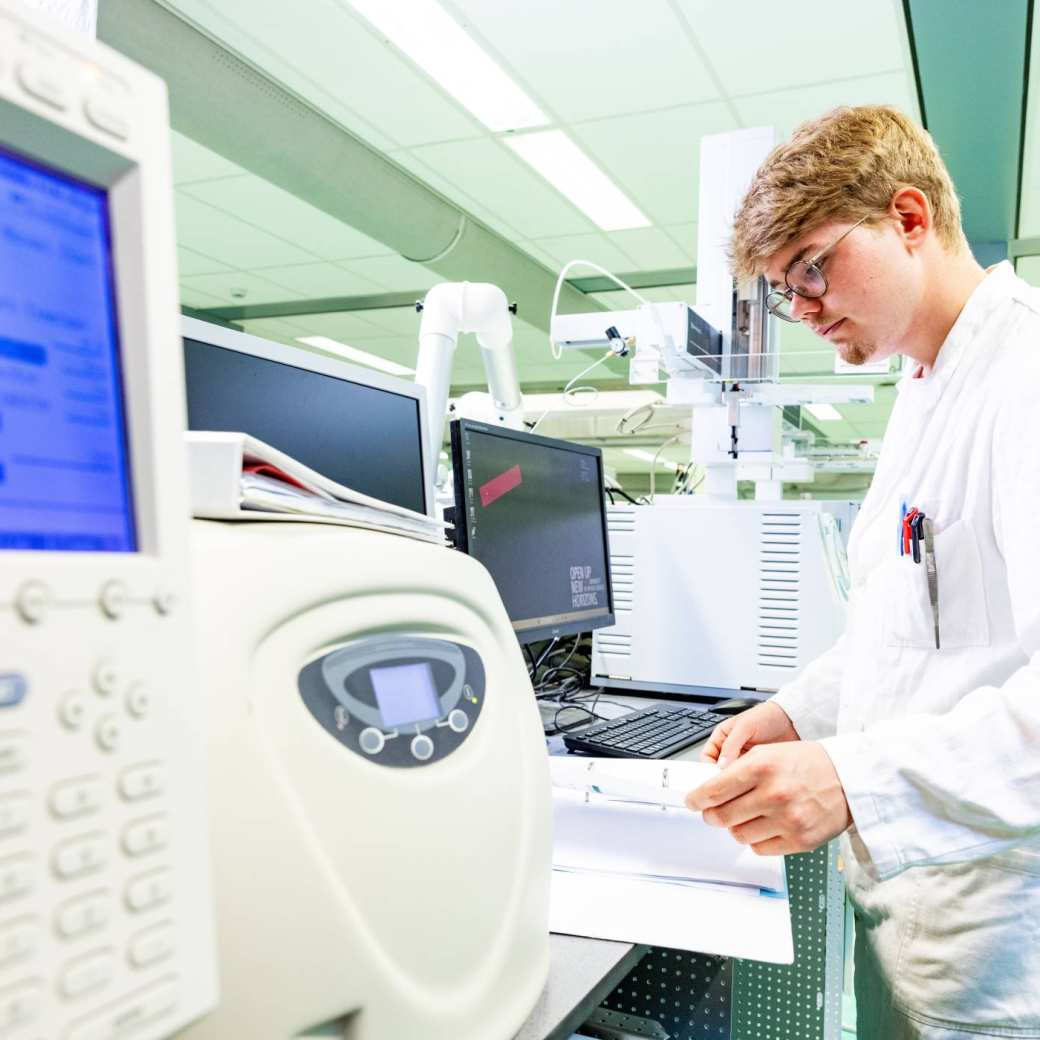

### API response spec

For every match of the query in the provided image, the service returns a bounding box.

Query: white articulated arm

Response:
[415,281,524,463]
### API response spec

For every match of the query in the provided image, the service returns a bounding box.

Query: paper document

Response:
[187,431,449,545]
[549,757,793,963]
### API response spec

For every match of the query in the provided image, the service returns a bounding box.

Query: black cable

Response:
[612,487,641,506]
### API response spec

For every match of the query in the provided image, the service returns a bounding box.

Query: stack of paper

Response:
[549,757,793,963]
[186,431,449,545]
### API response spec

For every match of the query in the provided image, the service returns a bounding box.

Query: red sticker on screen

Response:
[479,464,522,507]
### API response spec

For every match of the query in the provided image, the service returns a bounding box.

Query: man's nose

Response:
[789,292,821,322]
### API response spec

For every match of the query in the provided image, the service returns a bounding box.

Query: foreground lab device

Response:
[593,498,850,696]
[183,521,551,1040]
[0,4,217,1037]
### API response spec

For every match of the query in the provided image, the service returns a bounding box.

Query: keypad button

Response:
[14,581,49,624]
[0,733,26,774]
[0,855,33,901]
[0,916,38,965]
[53,834,107,880]
[92,660,119,697]
[124,869,172,913]
[118,762,165,802]
[125,683,152,719]
[410,734,434,761]
[0,674,27,709]
[152,588,176,615]
[59,691,88,730]
[98,580,128,620]
[56,890,111,939]
[122,816,168,858]
[128,923,174,968]
[67,977,178,1040]
[448,709,468,733]
[83,96,129,140]
[359,727,384,755]
[16,58,68,109]
[0,794,30,836]
[94,715,122,753]
[0,978,43,1029]
[60,948,114,999]
[50,776,104,820]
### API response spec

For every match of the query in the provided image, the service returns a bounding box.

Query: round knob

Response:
[359,727,385,755]
[92,659,119,696]
[99,580,128,619]
[15,581,50,624]
[410,734,434,761]
[448,709,468,734]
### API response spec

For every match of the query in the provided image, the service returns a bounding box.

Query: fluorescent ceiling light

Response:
[297,335,415,377]
[804,403,843,422]
[623,448,678,472]
[343,0,548,132]
[504,130,651,231]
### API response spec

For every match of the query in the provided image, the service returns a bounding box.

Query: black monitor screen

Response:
[184,337,427,514]
[451,419,613,643]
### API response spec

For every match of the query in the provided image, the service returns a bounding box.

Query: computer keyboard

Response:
[562,703,729,759]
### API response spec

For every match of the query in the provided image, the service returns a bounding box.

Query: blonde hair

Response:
[730,106,966,281]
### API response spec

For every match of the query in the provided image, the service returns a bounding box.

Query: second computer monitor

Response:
[182,317,431,516]
[450,419,614,643]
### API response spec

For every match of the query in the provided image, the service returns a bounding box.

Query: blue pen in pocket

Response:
[899,501,907,556]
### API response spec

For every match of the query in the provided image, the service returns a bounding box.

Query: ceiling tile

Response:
[180,175,392,262]
[406,138,596,238]
[249,262,385,298]
[607,228,693,271]
[238,317,320,345]
[733,73,918,143]
[449,0,719,122]
[179,284,228,310]
[174,192,316,268]
[179,271,305,306]
[675,0,909,97]
[340,254,443,292]
[288,310,412,343]
[171,130,244,185]
[530,233,637,272]
[388,149,525,240]
[165,0,483,149]
[177,245,231,277]
[344,307,424,337]
[663,223,699,263]
[571,103,738,225]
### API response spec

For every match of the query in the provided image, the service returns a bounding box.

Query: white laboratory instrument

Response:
[0,4,217,1038]
[182,520,552,1040]
[592,498,849,697]
[415,281,524,466]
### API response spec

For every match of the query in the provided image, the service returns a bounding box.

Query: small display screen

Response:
[369,661,442,728]
[0,145,135,551]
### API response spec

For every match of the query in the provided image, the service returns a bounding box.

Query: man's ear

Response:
[889,186,931,250]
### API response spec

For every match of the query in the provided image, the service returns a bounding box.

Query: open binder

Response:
[185,431,449,545]
[550,758,794,964]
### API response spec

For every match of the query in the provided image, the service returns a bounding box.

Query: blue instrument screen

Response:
[0,145,135,552]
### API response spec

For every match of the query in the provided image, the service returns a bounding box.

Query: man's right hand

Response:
[700,701,801,766]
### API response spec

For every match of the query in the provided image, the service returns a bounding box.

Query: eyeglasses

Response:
[765,215,869,322]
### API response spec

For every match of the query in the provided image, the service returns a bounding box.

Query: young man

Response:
[685,106,1040,1039]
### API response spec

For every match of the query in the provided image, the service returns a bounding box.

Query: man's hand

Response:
[686,742,852,856]
[700,701,800,766]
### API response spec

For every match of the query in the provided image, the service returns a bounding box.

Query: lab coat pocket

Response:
[884,519,990,650]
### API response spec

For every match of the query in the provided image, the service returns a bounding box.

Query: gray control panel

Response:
[298,635,485,768]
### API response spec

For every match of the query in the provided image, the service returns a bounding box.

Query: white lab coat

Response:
[773,262,1040,1038]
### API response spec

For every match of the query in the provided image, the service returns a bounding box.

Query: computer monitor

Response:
[182,316,432,516]
[450,419,614,643]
